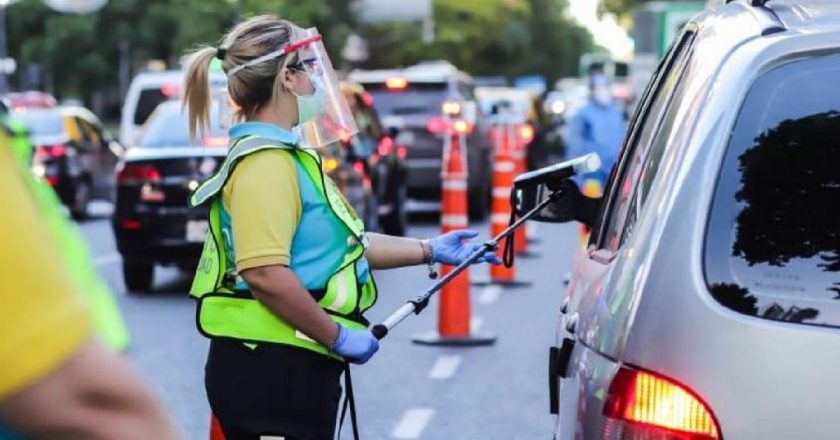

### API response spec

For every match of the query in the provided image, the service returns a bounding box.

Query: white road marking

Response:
[471,316,484,332]
[428,355,461,380]
[94,253,121,267]
[392,408,435,439]
[477,286,501,305]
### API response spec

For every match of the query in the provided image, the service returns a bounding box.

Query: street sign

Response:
[44,0,107,14]
[0,57,15,75]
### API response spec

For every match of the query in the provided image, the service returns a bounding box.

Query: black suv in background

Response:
[349,61,493,219]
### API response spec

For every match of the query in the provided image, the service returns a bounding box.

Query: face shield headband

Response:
[225,34,323,78]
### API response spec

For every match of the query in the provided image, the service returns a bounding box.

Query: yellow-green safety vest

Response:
[188,136,378,357]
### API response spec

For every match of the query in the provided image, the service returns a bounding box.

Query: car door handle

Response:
[565,313,578,334]
[548,337,576,414]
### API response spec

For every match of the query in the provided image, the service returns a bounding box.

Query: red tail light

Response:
[603,368,720,440]
[377,136,395,156]
[44,175,59,186]
[117,164,161,184]
[362,92,374,106]
[35,144,67,159]
[160,83,180,97]
[426,116,449,134]
[397,146,407,158]
[121,219,143,230]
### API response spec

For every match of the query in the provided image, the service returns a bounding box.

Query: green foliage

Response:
[601,0,648,16]
[359,0,592,85]
[4,0,592,109]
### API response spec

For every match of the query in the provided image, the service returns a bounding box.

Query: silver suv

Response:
[548,1,840,439]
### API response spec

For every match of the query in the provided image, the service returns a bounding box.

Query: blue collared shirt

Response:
[224,121,370,290]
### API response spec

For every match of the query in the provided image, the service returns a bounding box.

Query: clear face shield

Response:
[288,28,358,149]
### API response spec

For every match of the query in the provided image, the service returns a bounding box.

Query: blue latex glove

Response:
[430,230,503,266]
[331,325,379,364]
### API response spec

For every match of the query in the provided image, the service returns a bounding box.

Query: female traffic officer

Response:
[182,15,500,440]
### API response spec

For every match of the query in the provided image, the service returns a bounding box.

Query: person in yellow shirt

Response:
[184,15,501,440]
[0,123,181,439]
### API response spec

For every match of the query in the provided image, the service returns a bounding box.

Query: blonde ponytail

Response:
[182,47,218,139]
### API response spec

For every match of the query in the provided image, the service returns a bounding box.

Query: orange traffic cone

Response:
[209,414,226,440]
[512,123,531,256]
[413,120,496,346]
[472,124,531,288]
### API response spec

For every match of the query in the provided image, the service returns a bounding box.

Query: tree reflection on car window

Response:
[705,55,840,328]
[733,111,840,297]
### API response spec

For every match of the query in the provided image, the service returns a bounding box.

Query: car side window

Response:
[619,54,694,248]
[78,118,103,147]
[594,30,696,252]
[63,116,84,146]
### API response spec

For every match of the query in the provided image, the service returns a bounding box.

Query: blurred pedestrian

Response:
[0,118,181,439]
[566,73,625,244]
[183,14,500,440]
[567,73,626,192]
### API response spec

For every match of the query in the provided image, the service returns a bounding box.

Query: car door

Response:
[553,28,698,440]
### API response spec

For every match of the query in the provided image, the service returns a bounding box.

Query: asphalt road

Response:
[79,212,580,440]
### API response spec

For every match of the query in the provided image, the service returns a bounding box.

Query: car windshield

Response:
[705,54,840,328]
[364,82,448,116]
[137,103,228,148]
[19,111,64,136]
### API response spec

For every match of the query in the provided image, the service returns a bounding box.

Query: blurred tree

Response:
[359,0,592,85]
[601,0,651,17]
[5,0,353,114]
[4,0,590,114]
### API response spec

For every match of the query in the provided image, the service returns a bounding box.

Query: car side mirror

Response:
[511,153,601,223]
[512,180,576,223]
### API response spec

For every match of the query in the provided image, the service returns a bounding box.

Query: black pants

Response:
[205,339,344,440]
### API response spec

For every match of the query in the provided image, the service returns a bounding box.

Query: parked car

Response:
[114,87,405,291]
[1,91,57,110]
[20,106,120,218]
[349,61,493,219]
[120,69,226,145]
[339,81,408,236]
[548,1,840,439]
[112,100,228,291]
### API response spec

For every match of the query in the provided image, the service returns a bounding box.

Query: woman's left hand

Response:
[430,230,503,266]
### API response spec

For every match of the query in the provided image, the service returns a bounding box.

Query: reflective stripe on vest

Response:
[188,136,378,357]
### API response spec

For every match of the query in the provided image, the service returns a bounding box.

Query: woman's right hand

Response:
[331,325,379,364]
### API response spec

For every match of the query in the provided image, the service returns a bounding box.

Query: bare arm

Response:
[364,232,429,270]
[0,340,181,440]
[241,265,339,346]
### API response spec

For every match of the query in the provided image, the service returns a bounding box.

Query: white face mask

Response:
[292,77,325,125]
[593,87,612,106]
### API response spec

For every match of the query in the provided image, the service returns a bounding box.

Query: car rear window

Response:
[137,103,227,148]
[705,55,840,328]
[19,111,63,136]
[134,88,171,126]
[364,82,448,116]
